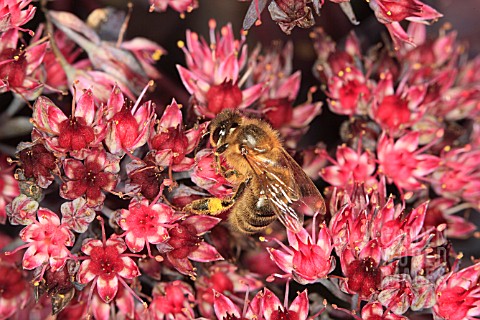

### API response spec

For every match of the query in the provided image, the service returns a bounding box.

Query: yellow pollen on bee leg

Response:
[208,198,224,213]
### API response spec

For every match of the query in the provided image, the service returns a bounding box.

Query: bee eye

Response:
[211,126,224,146]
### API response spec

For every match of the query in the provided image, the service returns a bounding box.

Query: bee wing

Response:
[244,149,325,233]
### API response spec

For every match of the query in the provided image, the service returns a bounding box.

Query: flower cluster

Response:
[1,1,479,319]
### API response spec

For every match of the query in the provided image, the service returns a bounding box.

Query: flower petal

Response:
[77,259,97,284]
[188,242,223,262]
[97,275,118,303]
[117,257,140,279]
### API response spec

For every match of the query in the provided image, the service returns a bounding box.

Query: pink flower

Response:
[105,84,156,155]
[378,274,435,315]
[377,131,440,191]
[249,42,322,147]
[269,223,335,284]
[327,72,371,116]
[424,198,476,240]
[159,215,223,276]
[195,262,262,317]
[120,37,166,80]
[433,262,480,320]
[213,291,244,320]
[32,91,106,157]
[41,28,84,93]
[7,208,74,272]
[0,29,46,99]
[361,302,407,320]
[177,20,264,118]
[373,200,431,261]
[370,72,426,135]
[126,153,167,201]
[60,148,119,209]
[431,145,480,205]
[116,198,179,256]
[76,220,142,304]
[6,194,38,225]
[320,145,376,188]
[190,149,233,197]
[48,10,156,96]
[149,0,198,14]
[377,274,415,315]
[88,285,136,320]
[260,288,309,320]
[149,280,195,320]
[16,141,58,188]
[60,197,95,233]
[341,240,383,299]
[0,153,19,224]
[368,0,442,47]
[0,0,36,33]
[329,186,439,302]
[149,98,207,173]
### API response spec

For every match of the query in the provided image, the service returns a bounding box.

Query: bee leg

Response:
[213,146,227,174]
[184,179,250,216]
[213,149,241,179]
[223,169,239,179]
[183,197,234,215]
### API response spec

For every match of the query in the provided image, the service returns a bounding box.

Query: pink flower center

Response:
[206,80,242,114]
[346,257,381,298]
[89,246,124,279]
[150,127,189,164]
[58,116,95,151]
[19,144,56,181]
[44,266,74,295]
[263,98,293,129]
[0,48,27,87]
[129,159,165,201]
[271,308,299,320]
[338,79,369,112]
[375,95,410,130]
[125,205,158,236]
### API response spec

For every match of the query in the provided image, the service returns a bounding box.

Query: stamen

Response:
[132,80,154,114]
[97,216,107,246]
[118,277,148,308]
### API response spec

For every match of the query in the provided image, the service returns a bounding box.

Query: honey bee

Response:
[184,110,325,233]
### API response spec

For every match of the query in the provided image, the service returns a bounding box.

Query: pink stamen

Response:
[132,80,153,114]
[118,276,148,308]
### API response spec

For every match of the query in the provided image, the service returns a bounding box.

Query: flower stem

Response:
[0,95,25,122]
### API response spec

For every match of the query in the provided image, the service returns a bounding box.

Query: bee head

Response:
[210,110,241,147]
